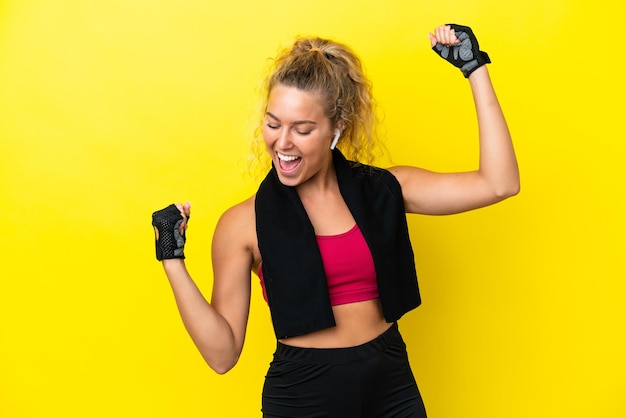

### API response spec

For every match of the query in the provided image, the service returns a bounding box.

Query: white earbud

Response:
[330,129,340,150]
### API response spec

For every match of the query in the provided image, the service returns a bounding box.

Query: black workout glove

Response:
[151,204,188,261]
[432,24,491,78]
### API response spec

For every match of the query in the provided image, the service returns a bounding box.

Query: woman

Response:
[152,24,519,417]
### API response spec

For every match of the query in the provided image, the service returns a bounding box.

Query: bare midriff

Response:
[278,298,393,348]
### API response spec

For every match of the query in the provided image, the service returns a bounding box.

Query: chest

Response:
[299,189,356,236]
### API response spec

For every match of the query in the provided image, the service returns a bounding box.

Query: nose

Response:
[275,127,292,150]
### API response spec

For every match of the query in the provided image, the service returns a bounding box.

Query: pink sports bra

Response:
[259,224,379,306]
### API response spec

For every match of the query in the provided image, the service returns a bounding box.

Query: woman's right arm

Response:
[161,198,256,374]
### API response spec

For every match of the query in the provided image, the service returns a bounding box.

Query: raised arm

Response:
[153,200,256,374]
[391,24,520,215]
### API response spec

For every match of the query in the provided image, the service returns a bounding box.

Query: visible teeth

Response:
[277,152,300,162]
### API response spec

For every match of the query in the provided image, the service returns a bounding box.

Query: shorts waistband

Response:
[273,322,402,364]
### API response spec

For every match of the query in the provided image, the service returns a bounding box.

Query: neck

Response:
[295,154,337,199]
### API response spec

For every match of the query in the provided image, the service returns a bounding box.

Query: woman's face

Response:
[263,84,334,187]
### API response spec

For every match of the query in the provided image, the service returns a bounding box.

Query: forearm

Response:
[469,66,520,197]
[162,259,240,374]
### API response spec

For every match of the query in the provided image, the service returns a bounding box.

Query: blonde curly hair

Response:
[248,36,383,177]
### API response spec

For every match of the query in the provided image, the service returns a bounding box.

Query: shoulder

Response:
[213,195,258,260]
[346,160,397,186]
[350,160,403,195]
[387,165,433,190]
[218,194,256,226]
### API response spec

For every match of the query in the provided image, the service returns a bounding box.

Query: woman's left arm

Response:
[391,25,520,215]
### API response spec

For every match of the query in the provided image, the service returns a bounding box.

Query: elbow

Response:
[488,166,520,200]
[207,354,240,375]
[494,179,520,200]
[211,364,234,375]
[194,331,243,375]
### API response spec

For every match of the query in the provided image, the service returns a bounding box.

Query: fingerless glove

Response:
[432,24,491,78]
[151,204,187,261]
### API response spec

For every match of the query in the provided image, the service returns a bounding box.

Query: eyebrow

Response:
[265,111,317,126]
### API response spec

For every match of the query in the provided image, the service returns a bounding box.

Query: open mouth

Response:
[277,152,302,173]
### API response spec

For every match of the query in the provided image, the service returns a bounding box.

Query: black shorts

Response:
[262,323,427,418]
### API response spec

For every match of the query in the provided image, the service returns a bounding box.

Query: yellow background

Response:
[1,1,624,417]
